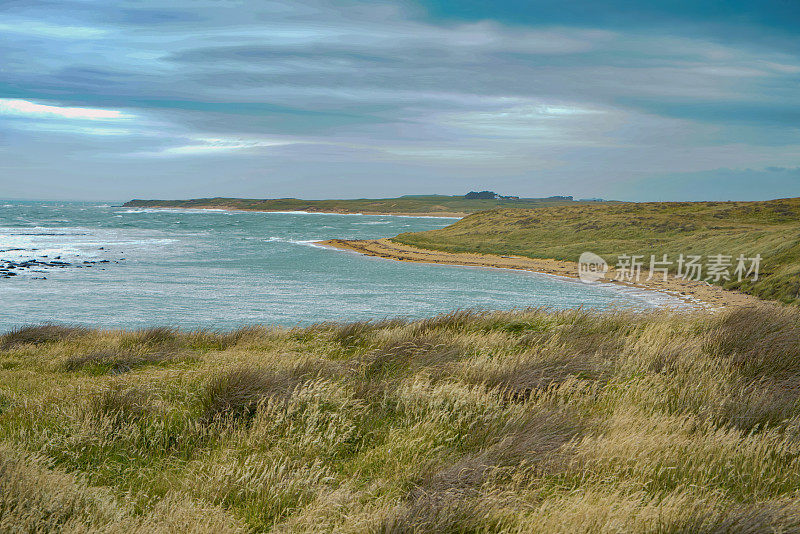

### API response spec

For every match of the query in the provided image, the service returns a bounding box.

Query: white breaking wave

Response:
[264,210,364,216]
[0,223,178,266]
[389,214,461,219]
[118,208,229,214]
[265,236,326,248]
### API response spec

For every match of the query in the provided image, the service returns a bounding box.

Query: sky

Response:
[0,0,798,202]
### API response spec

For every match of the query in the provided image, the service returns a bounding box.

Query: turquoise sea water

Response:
[0,201,682,332]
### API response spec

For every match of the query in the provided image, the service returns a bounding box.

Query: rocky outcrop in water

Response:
[0,257,122,279]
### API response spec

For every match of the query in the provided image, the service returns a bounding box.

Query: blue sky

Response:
[1,0,798,201]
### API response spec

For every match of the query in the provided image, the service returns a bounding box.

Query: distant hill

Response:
[123,195,590,216]
[393,198,800,304]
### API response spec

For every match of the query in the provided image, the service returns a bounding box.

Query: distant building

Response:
[465,191,498,199]
[464,191,521,200]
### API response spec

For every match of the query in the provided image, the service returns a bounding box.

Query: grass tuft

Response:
[0,323,88,348]
[63,350,187,374]
[119,327,180,350]
[199,363,320,424]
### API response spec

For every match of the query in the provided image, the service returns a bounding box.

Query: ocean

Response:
[0,201,683,332]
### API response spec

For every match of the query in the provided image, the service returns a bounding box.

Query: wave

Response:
[265,236,326,249]
[264,210,364,216]
[117,208,225,213]
[581,279,696,310]
[0,225,178,265]
[118,208,229,214]
[389,214,461,219]
[0,245,83,262]
[112,207,460,220]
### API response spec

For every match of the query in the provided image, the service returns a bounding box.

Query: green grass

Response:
[123,195,587,215]
[2,306,800,532]
[393,198,800,304]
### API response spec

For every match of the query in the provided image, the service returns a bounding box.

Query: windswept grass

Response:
[1,306,800,532]
[0,323,89,349]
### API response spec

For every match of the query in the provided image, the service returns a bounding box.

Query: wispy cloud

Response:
[11,123,134,136]
[154,137,297,156]
[0,99,134,121]
[0,20,107,39]
[439,103,609,141]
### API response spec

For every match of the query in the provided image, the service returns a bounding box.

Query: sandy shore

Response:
[318,238,763,310]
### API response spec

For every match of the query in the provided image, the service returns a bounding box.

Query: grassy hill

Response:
[394,198,800,304]
[123,195,585,216]
[2,306,800,532]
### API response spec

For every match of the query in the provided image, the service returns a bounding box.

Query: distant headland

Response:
[123,193,608,217]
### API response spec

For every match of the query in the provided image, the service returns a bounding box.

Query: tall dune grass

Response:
[1,305,799,532]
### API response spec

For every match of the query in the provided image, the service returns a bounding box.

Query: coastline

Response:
[120,205,466,218]
[317,238,764,310]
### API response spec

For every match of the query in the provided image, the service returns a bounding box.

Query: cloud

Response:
[0,99,134,121]
[0,20,107,39]
[438,103,610,141]
[0,0,798,200]
[11,123,134,136]
[153,137,298,156]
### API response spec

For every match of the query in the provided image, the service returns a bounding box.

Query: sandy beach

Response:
[318,238,764,310]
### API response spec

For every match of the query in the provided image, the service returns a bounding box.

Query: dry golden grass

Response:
[1,305,799,532]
